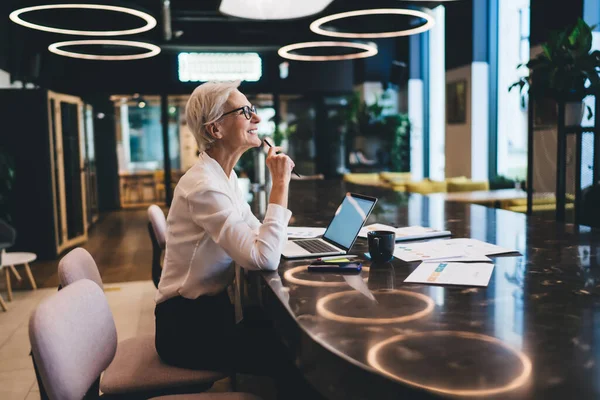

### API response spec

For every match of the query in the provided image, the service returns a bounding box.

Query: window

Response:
[497,0,530,181]
[518,7,530,63]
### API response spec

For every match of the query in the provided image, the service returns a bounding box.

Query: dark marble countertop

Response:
[255,180,600,399]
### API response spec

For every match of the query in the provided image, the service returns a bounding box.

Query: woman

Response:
[155,81,296,376]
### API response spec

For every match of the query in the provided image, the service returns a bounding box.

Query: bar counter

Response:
[253,180,600,399]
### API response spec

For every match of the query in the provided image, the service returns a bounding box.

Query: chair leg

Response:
[24,263,37,290]
[0,293,7,311]
[9,265,22,281]
[5,268,12,301]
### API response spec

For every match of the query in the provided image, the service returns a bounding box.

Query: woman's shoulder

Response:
[177,164,228,198]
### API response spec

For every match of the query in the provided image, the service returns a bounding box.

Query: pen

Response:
[263,139,301,178]
[316,255,359,261]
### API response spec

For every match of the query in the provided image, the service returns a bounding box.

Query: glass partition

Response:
[47,91,88,253]
[113,95,190,206]
[114,96,165,207]
[84,104,99,225]
[60,102,85,239]
[48,98,63,248]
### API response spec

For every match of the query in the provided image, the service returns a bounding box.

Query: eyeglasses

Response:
[220,105,257,120]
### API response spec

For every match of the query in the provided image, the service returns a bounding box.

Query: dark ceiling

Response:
[2,0,583,96]
[3,0,450,52]
[2,0,451,94]
[0,0,583,97]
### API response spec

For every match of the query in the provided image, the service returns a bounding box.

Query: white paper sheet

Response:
[404,262,494,287]
[440,238,519,256]
[392,237,517,262]
[393,242,465,262]
[358,223,451,241]
[287,227,326,239]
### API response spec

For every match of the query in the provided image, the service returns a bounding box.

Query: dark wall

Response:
[0,1,13,72]
[531,0,584,46]
[446,0,474,70]
[32,50,354,97]
[280,59,354,93]
[354,39,395,84]
[0,90,56,258]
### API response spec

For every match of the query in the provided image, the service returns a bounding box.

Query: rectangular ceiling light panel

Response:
[178,52,262,82]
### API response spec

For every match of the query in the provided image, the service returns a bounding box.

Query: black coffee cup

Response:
[367,230,395,263]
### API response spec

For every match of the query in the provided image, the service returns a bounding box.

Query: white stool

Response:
[1,251,37,311]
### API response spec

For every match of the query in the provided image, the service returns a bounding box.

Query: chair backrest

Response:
[582,183,600,227]
[58,248,103,289]
[148,205,166,250]
[29,279,117,400]
[148,205,167,288]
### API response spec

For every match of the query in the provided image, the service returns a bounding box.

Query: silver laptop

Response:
[283,193,377,259]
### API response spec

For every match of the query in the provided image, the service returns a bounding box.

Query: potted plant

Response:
[383,114,410,172]
[510,18,600,125]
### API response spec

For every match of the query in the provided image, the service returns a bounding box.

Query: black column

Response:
[161,93,172,206]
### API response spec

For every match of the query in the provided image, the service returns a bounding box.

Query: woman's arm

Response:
[188,189,291,271]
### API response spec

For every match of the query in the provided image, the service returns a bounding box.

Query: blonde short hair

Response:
[185,80,241,152]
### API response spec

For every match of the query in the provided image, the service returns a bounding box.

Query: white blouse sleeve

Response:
[242,201,262,231]
[187,188,291,271]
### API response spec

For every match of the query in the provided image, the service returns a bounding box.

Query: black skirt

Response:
[155,291,325,399]
[155,291,281,375]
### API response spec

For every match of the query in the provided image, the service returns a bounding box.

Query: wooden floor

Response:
[3,209,155,290]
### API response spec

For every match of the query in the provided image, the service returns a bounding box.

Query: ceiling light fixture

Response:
[48,40,161,61]
[178,52,262,82]
[220,0,334,20]
[310,8,435,38]
[278,41,377,62]
[9,4,157,36]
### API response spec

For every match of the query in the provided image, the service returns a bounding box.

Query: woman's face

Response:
[217,89,262,151]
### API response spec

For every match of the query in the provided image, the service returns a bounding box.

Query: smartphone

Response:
[307,262,362,274]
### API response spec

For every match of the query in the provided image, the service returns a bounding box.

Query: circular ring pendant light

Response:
[278,41,378,62]
[9,4,157,36]
[48,40,161,61]
[310,8,435,39]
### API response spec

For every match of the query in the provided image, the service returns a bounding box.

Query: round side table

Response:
[1,252,37,310]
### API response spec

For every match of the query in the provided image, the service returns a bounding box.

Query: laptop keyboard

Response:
[295,239,339,254]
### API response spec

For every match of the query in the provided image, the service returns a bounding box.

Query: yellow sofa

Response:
[502,193,574,214]
[343,173,385,187]
[507,203,575,213]
[447,180,490,193]
[379,172,411,192]
[444,176,489,193]
[406,179,448,194]
[379,172,411,183]
[343,173,491,196]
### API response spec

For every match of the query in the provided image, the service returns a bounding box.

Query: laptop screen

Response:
[323,193,377,250]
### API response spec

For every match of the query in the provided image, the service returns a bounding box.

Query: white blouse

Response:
[155,152,292,304]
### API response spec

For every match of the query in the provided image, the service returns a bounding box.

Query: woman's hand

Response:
[266,146,295,186]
